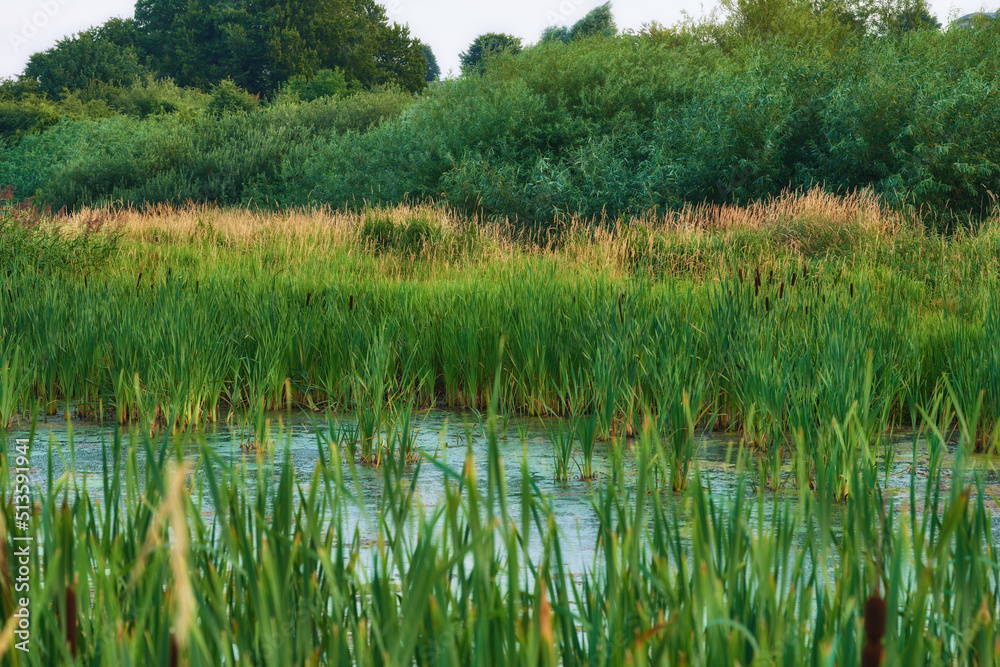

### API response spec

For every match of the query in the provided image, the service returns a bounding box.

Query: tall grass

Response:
[1,191,998,456]
[1,387,998,663]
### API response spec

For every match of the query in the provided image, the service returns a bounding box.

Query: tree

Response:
[131,0,427,96]
[422,43,440,81]
[24,26,148,97]
[887,3,941,34]
[818,0,941,36]
[460,33,522,75]
[568,2,617,40]
[540,25,571,44]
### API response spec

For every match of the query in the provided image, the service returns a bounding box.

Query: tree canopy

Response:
[422,44,441,81]
[23,0,427,98]
[25,20,148,97]
[459,33,523,75]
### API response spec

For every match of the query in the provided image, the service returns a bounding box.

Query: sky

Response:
[1,0,997,81]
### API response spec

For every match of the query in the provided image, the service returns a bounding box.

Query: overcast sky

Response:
[2,0,997,81]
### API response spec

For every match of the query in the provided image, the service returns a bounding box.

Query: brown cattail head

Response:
[169,632,180,667]
[306,292,312,307]
[779,282,784,300]
[754,269,761,289]
[865,595,887,643]
[765,297,770,312]
[755,283,759,297]
[349,295,354,311]
[768,268,773,284]
[738,268,744,283]
[66,582,78,657]
[136,272,143,292]
[850,283,854,298]
[861,644,882,667]
[791,272,797,287]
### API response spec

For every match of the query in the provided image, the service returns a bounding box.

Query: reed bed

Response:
[2,189,1000,465]
[1,389,999,664]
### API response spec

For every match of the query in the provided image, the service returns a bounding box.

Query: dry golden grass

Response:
[51,187,997,283]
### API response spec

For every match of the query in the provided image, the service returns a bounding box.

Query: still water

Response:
[6,409,1000,572]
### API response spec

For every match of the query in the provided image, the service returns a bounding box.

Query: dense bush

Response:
[0,85,417,208]
[3,10,999,225]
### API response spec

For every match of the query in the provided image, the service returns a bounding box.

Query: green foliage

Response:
[459,33,523,75]
[2,395,998,662]
[207,79,259,116]
[0,188,119,275]
[24,24,149,98]
[422,43,441,81]
[540,25,571,43]
[568,2,617,40]
[132,0,427,96]
[5,4,999,223]
[279,68,350,102]
[0,94,61,142]
[0,85,415,208]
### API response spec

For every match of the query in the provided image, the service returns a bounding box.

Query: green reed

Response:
[2,389,998,664]
[1,204,999,481]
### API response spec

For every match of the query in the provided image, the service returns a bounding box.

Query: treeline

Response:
[1,0,999,226]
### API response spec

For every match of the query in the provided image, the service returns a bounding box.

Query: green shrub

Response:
[279,68,351,102]
[208,79,259,116]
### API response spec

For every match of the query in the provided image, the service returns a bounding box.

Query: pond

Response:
[6,408,1000,574]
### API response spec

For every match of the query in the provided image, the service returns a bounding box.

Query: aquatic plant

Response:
[1,391,997,663]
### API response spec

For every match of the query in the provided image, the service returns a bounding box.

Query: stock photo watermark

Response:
[8,0,73,53]
[9,438,34,652]
[544,0,585,24]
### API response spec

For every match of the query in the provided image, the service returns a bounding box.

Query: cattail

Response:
[195,280,199,294]
[864,595,886,643]
[754,268,761,289]
[862,594,887,667]
[618,293,625,323]
[738,268,744,283]
[306,292,312,307]
[850,283,854,298]
[805,305,809,315]
[349,295,354,311]
[167,267,172,280]
[755,283,759,298]
[791,272,797,287]
[66,581,78,657]
[768,268,773,284]
[765,297,770,312]
[84,274,88,289]
[779,282,784,300]
[169,632,179,667]
[136,272,143,292]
